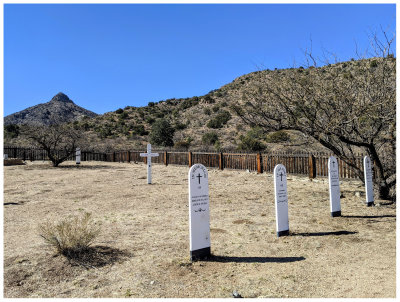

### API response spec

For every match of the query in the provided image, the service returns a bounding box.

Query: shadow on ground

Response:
[291,230,357,237]
[24,164,119,170]
[342,215,396,219]
[64,245,132,269]
[204,255,306,263]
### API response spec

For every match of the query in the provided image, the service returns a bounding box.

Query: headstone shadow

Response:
[4,202,21,206]
[204,255,305,263]
[342,214,395,219]
[291,230,357,237]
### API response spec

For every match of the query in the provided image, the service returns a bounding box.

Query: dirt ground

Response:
[3,161,396,298]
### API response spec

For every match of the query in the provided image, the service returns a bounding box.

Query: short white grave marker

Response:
[328,156,341,217]
[274,164,289,237]
[188,164,211,261]
[363,156,374,206]
[140,144,159,184]
[76,147,81,165]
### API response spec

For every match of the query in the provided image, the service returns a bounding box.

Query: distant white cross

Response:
[140,144,159,184]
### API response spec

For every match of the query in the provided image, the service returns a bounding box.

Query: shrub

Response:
[237,135,266,151]
[212,105,220,112]
[119,112,129,119]
[115,108,123,114]
[145,116,156,124]
[149,119,175,147]
[203,107,212,115]
[206,110,231,129]
[265,130,290,143]
[38,212,100,258]
[203,95,215,104]
[174,121,187,130]
[4,124,20,138]
[370,60,378,68]
[202,132,219,145]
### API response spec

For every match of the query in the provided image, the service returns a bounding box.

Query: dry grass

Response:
[3,161,396,298]
[38,212,100,261]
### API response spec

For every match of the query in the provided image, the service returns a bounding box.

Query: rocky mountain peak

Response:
[50,92,73,103]
[4,92,97,126]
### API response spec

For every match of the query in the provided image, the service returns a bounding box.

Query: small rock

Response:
[150,280,155,285]
[232,291,243,298]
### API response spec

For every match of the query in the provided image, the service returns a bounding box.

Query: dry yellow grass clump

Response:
[3,161,396,298]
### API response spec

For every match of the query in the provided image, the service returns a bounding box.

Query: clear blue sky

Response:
[4,3,396,116]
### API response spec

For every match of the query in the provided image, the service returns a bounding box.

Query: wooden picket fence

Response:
[4,146,366,179]
[107,150,366,179]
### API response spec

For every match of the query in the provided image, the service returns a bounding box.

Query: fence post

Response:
[112,152,116,162]
[188,151,192,167]
[127,151,130,163]
[13,147,17,158]
[309,154,316,179]
[164,151,168,166]
[257,153,263,174]
[23,150,26,161]
[219,152,224,170]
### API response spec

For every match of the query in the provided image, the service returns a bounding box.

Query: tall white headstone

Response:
[363,156,374,206]
[328,156,341,217]
[76,148,81,165]
[139,144,159,184]
[274,164,289,237]
[188,164,211,261]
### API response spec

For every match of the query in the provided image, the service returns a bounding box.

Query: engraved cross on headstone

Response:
[196,173,202,184]
[140,144,159,184]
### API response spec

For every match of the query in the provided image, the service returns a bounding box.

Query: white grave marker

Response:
[76,147,81,165]
[140,144,159,184]
[274,164,289,237]
[363,156,374,206]
[328,156,341,217]
[188,164,211,261]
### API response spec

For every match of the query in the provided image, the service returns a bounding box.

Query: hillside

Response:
[4,57,392,153]
[4,93,98,126]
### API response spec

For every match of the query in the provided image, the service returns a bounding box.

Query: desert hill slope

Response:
[4,57,393,154]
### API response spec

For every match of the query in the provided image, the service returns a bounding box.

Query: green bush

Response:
[149,119,175,147]
[203,107,212,115]
[370,60,378,68]
[145,116,156,124]
[237,135,266,151]
[212,105,220,112]
[202,132,219,145]
[174,121,187,130]
[206,110,231,129]
[132,124,148,136]
[265,130,290,143]
[203,95,215,104]
[115,108,123,114]
[38,212,100,258]
[4,124,20,138]
[119,111,129,119]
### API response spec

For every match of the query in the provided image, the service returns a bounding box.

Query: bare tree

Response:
[232,32,395,200]
[24,125,82,167]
